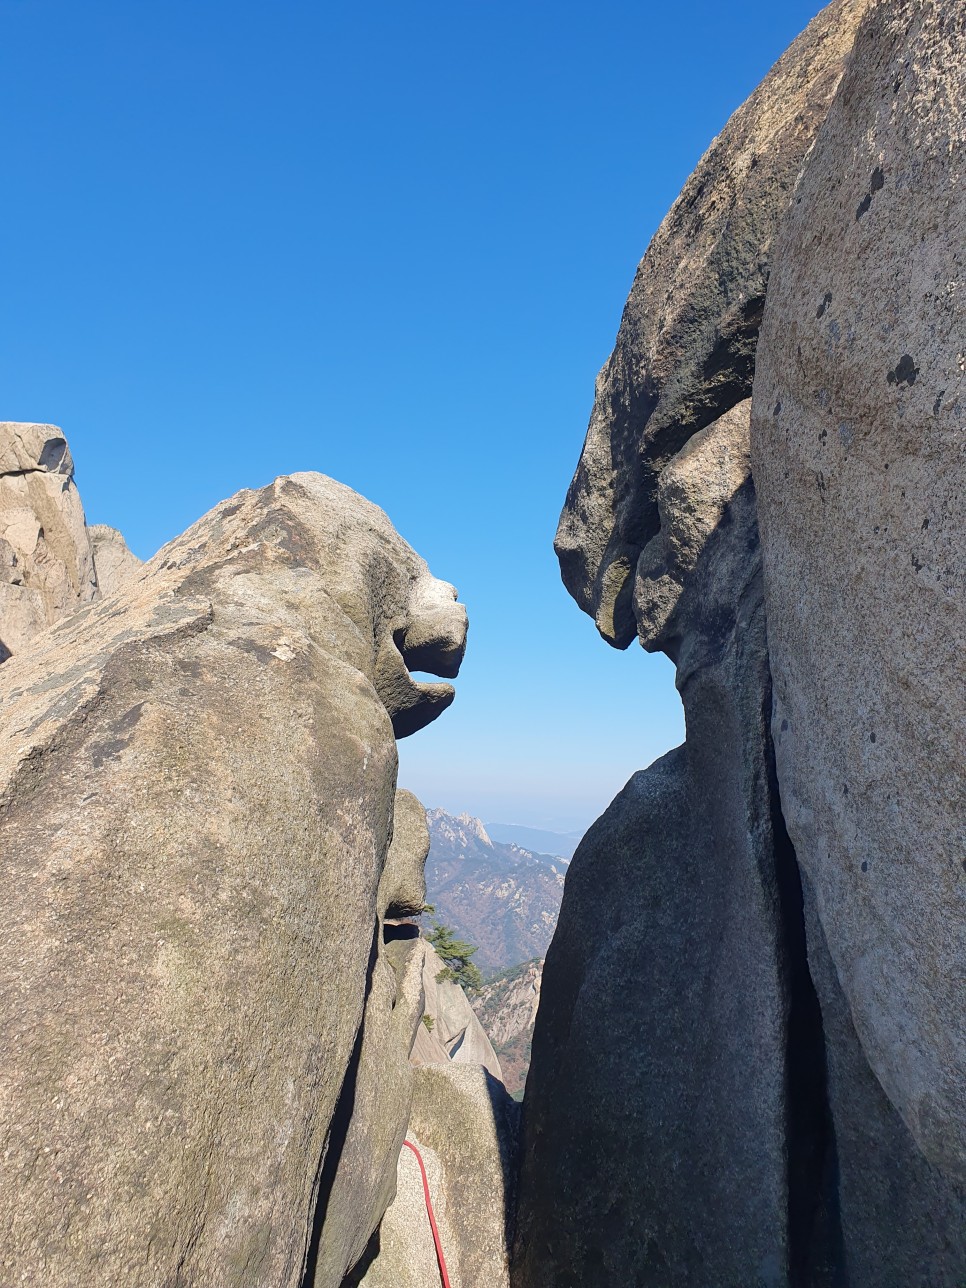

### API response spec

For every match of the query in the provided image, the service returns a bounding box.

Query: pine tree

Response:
[426,922,483,993]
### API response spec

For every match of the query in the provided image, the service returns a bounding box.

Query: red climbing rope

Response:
[403,1139,452,1288]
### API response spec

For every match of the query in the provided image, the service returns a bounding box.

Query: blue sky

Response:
[2,0,825,832]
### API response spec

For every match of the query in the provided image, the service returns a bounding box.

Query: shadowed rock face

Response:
[0,471,466,1288]
[554,0,873,648]
[520,0,964,1285]
[750,0,966,1271]
[518,403,816,1285]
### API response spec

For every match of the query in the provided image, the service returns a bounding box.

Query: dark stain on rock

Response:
[88,703,145,769]
[856,167,885,220]
[933,389,945,415]
[816,291,832,319]
[232,638,278,666]
[887,355,919,387]
[781,719,789,732]
[116,703,146,735]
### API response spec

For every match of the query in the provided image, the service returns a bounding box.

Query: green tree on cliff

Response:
[426,922,483,994]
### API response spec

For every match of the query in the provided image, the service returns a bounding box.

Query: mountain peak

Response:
[426,807,493,848]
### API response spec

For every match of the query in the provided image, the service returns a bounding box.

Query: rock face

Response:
[359,1065,519,1288]
[378,789,430,919]
[518,398,810,1284]
[88,522,143,595]
[752,0,965,1177]
[410,940,503,1080]
[750,0,966,1274]
[474,959,543,1098]
[518,1,965,1285]
[554,0,874,648]
[0,471,467,1288]
[0,422,97,659]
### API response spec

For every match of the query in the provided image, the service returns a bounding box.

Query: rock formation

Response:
[359,1065,519,1288]
[0,421,98,659]
[516,2,965,1286]
[338,938,516,1286]
[410,940,504,1079]
[87,522,143,595]
[750,2,966,1277]
[0,468,469,1287]
[553,0,875,648]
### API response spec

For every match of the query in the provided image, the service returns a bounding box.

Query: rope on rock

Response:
[403,1139,452,1288]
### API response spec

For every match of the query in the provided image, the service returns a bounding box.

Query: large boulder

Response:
[0,472,466,1288]
[0,421,97,659]
[519,6,874,1283]
[554,0,873,646]
[750,0,965,1257]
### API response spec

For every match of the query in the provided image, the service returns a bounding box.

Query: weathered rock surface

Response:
[517,420,813,1283]
[307,914,429,1287]
[88,522,143,595]
[410,940,503,1081]
[0,472,466,1288]
[0,421,97,659]
[379,789,430,919]
[751,0,966,1189]
[359,1064,519,1288]
[522,1,964,1284]
[554,0,873,646]
[803,883,966,1286]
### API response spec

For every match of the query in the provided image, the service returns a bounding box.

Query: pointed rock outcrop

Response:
[0,421,97,659]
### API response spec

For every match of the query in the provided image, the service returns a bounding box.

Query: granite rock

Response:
[751,0,966,1186]
[409,941,503,1081]
[359,1065,518,1288]
[554,0,873,647]
[88,523,143,595]
[0,421,97,659]
[0,471,466,1288]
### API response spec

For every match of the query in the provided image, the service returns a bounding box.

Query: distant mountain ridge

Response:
[483,822,583,861]
[422,808,566,974]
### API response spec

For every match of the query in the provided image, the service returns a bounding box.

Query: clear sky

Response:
[2,0,826,832]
